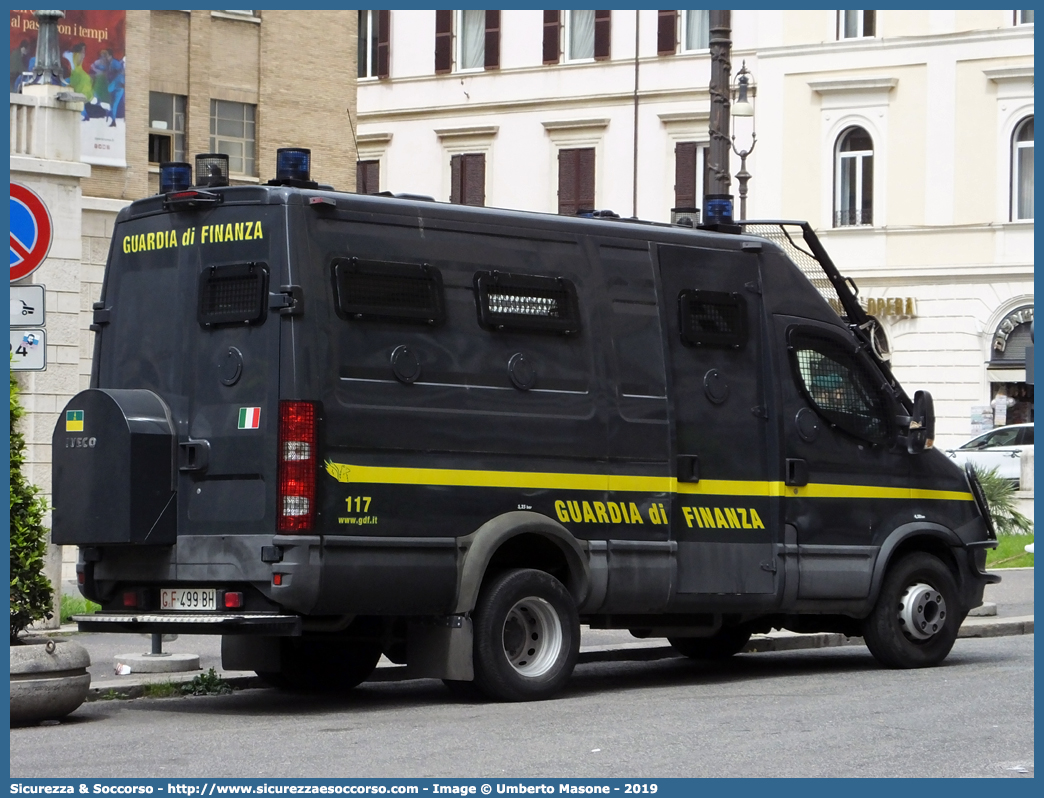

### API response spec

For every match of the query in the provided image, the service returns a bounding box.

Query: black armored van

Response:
[53,150,999,701]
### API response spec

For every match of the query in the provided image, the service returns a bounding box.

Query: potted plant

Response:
[10,372,91,726]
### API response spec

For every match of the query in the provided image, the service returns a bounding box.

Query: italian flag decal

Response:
[238,407,261,429]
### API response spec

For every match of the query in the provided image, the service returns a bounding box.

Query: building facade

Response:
[11,9,360,593]
[356,9,1034,447]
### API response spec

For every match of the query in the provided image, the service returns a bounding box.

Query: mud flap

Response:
[406,615,474,681]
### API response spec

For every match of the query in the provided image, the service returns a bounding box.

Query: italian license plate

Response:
[160,588,217,611]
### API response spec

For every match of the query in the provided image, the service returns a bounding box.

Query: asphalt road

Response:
[10,634,1034,779]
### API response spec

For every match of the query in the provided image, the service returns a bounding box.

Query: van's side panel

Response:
[296,208,615,612]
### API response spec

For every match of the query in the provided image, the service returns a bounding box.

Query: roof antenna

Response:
[345,106,360,160]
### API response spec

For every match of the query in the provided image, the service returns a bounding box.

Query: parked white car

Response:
[945,423,1033,487]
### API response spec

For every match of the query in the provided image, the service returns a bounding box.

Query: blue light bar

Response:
[276,148,311,183]
[703,194,734,226]
[159,162,192,194]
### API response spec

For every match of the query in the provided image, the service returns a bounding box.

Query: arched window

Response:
[1012,116,1033,220]
[834,126,874,227]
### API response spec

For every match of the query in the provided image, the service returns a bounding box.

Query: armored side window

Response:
[474,271,581,334]
[198,262,269,327]
[678,289,747,349]
[789,328,890,444]
[332,257,445,325]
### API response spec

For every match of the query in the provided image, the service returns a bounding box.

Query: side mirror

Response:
[907,390,935,454]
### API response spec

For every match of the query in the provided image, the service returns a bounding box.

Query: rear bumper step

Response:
[73,613,302,636]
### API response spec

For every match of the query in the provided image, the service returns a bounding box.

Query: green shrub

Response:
[182,668,233,696]
[60,594,101,625]
[10,372,53,643]
[973,464,1033,536]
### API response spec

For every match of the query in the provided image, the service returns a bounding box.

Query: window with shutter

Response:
[485,10,501,69]
[674,142,709,211]
[543,10,561,64]
[450,153,486,207]
[657,10,677,55]
[435,9,453,73]
[674,142,696,208]
[377,9,390,78]
[594,10,611,60]
[359,10,390,79]
[558,147,595,215]
[356,160,380,195]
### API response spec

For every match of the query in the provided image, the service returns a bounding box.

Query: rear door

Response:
[657,243,777,595]
[96,205,284,536]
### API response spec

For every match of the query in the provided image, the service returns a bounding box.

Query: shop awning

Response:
[987,368,1025,382]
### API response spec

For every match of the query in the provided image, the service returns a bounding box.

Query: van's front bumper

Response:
[73,612,302,636]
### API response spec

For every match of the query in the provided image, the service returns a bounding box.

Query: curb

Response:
[85,614,1034,702]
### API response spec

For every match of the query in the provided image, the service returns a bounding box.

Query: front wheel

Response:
[862,552,960,669]
[472,568,580,702]
[668,626,752,660]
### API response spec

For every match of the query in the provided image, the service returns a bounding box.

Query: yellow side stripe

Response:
[787,484,975,502]
[323,461,973,502]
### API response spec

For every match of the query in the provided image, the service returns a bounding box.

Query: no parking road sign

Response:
[10,183,53,283]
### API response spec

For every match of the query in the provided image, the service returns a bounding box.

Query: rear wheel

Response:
[256,637,382,692]
[668,627,752,660]
[472,568,579,702]
[862,552,960,669]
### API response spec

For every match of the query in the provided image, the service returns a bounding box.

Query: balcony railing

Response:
[834,208,873,227]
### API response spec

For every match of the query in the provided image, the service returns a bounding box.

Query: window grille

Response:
[333,258,445,325]
[678,290,748,349]
[198,262,269,327]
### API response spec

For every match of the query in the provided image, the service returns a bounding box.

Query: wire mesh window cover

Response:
[741,223,842,317]
[198,262,269,327]
[789,329,890,444]
[333,258,445,325]
[474,271,581,334]
[678,289,748,349]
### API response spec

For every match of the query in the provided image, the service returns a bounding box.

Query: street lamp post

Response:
[730,61,756,221]
[29,11,65,87]
[706,10,732,201]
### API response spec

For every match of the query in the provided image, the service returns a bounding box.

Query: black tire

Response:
[862,552,960,669]
[471,568,580,702]
[257,637,382,692]
[668,627,752,660]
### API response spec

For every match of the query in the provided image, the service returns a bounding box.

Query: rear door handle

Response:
[785,458,808,487]
[178,440,210,472]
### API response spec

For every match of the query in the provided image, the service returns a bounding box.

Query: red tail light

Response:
[277,400,318,532]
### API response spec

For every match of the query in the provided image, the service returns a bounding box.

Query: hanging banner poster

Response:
[10,9,127,167]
